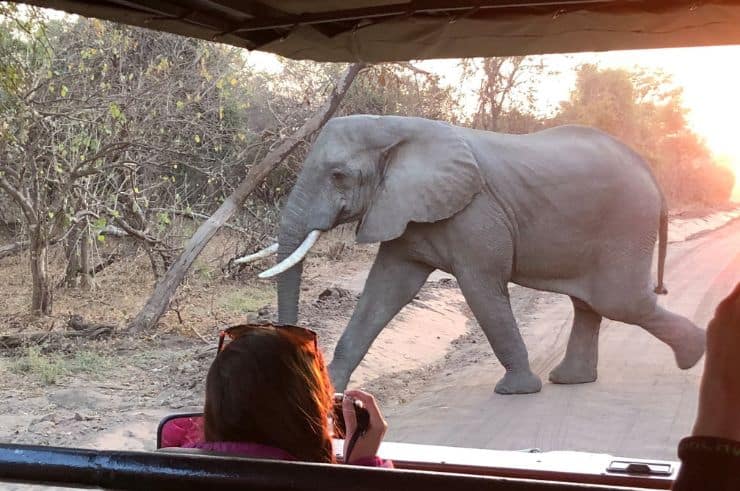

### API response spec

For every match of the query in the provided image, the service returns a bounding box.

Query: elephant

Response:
[248,115,706,395]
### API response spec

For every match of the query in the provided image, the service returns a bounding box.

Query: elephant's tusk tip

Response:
[233,243,279,265]
[255,230,321,279]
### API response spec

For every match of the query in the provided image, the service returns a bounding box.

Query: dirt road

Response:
[382,218,740,461]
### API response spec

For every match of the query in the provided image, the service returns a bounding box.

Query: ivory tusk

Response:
[258,230,321,279]
[233,243,279,265]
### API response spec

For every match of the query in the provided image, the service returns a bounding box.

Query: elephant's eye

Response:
[331,170,347,184]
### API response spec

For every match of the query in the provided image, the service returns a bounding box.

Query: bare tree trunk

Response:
[127,63,365,333]
[79,229,94,289]
[30,224,52,315]
[63,228,81,288]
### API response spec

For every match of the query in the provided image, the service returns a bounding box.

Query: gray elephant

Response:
[248,115,706,395]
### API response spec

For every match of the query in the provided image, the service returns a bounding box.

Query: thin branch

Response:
[109,212,158,246]
[0,173,36,224]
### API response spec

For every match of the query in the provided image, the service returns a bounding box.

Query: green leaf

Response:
[194,135,201,143]
[108,102,122,120]
[156,211,171,226]
[60,85,68,97]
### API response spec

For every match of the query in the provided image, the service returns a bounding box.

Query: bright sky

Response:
[248,46,740,201]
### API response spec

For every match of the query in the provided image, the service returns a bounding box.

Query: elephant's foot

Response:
[494,370,542,395]
[672,325,706,369]
[548,358,597,384]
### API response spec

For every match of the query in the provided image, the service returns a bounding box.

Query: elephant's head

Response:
[261,115,483,324]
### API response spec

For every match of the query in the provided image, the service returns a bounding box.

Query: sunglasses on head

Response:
[216,323,318,357]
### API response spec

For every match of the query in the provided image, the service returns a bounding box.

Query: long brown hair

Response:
[203,327,335,463]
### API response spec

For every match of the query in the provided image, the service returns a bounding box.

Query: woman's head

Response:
[204,325,335,463]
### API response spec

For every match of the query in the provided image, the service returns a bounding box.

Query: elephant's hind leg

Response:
[456,275,542,394]
[631,304,706,370]
[549,297,602,384]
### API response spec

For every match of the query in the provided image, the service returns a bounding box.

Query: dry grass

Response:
[0,228,280,336]
[0,219,381,340]
[218,285,275,314]
[10,346,115,385]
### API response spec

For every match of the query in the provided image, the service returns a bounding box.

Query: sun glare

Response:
[662,46,740,201]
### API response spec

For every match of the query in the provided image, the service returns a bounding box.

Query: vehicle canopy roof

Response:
[17,0,740,61]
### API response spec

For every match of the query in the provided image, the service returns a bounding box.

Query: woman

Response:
[183,323,391,467]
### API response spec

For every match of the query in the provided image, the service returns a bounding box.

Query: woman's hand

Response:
[342,389,388,463]
[692,282,740,440]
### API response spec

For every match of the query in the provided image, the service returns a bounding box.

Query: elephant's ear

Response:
[356,121,483,244]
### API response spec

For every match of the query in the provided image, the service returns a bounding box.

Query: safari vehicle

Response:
[1,0,737,489]
[0,409,678,490]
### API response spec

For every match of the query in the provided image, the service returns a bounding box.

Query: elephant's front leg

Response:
[457,274,542,394]
[329,242,434,391]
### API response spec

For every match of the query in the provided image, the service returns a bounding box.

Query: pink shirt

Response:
[160,416,392,468]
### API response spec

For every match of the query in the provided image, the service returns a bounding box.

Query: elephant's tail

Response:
[654,200,668,295]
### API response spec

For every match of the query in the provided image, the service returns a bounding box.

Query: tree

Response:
[128,64,365,333]
[556,64,734,206]
[340,63,459,122]
[0,9,137,313]
[0,12,288,313]
[461,56,548,133]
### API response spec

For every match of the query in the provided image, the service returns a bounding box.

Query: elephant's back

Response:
[460,124,663,286]
[463,124,662,209]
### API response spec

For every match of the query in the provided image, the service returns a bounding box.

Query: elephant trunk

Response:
[275,190,311,325]
[276,248,303,325]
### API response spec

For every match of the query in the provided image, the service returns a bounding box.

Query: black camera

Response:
[332,393,370,438]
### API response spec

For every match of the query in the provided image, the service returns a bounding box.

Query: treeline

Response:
[0,7,734,317]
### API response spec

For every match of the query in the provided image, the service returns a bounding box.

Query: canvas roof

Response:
[14,1,740,61]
